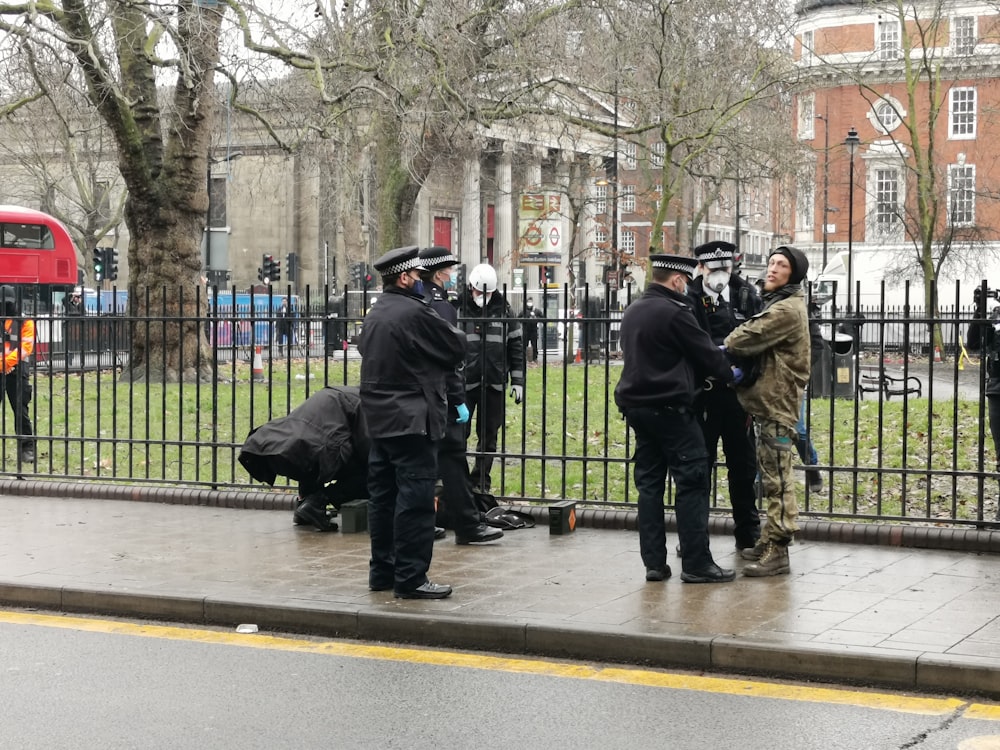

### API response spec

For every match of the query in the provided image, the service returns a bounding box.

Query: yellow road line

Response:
[2,609,996,720]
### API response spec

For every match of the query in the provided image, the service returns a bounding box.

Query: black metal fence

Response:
[5,281,999,528]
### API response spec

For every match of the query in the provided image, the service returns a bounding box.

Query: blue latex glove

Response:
[731,366,744,385]
[455,403,470,424]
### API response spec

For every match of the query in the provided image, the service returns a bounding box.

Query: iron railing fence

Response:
[6,281,999,527]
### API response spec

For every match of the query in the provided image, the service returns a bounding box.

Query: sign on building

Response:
[518,192,563,265]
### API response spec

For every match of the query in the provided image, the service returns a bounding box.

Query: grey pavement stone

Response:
[0,492,998,698]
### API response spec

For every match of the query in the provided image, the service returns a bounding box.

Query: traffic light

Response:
[105,248,119,281]
[286,252,298,283]
[362,265,373,292]
[541,265,555,286]
[257,266,264,283]
[350,261,363,287]
[93,247,104,282]
[270,257,281,283]
[262,254,274,283]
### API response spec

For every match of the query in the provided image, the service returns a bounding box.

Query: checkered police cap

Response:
[374,245,426,277]
[694,241,736,269]
[649,254,698,278]
[418,246,459,272]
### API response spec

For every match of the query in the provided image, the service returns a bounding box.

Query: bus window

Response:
[1,223,55,250]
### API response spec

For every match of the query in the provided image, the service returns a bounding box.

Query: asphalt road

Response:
[2,610,999,750]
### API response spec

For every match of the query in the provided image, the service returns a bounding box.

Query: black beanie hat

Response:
[769,246,809,285]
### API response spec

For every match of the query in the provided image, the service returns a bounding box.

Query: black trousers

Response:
[1,366,33,452]
[437,420,484,534]
[624,405,714,574]
[696,386,760,547]
[367,434,439,593]
[465,384,505,492]
[298,465,368,510]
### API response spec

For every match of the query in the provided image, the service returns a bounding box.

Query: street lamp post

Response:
[844,127,861,313]
[609,74,620,310]
[205,151,243,282]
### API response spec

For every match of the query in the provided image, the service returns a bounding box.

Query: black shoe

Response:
[680,563,736,584]
[645,565,671,582]
[806,469,823,492]
[293,501,339,532]
[19,449,34,464]
[455,524,504,545]
[369,580,393,592]
[394,581,453,599]
[434,527,447,540]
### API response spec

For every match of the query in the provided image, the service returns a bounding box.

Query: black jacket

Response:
[615,283,735,410]
[687,274,762,345]
[456,289,525,390]
[238,386,368,486]
[968,313,1000,395]
[425,281,465,409]
[358,285,466,440]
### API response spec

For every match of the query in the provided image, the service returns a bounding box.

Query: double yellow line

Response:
[3,609,998,721]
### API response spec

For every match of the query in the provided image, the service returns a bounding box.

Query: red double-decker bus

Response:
[0,205,78,302]
[0,206,80,361]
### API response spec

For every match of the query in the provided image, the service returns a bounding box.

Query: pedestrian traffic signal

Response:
[93,247,104,282]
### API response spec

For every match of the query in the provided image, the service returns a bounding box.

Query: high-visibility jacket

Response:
[3,318,34,374]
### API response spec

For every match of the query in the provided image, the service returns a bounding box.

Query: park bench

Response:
[857,366,923,400]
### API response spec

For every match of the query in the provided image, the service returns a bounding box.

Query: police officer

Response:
[65,287,85,367]
[0,286,35,465]
[687,241,762,552]
[358,246,467,599]
[418,246,503,545]
[614,255,740,584]
[456,263,525,496]
[968,285,1000,520]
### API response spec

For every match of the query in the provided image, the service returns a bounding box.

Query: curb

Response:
[0,580,996,699]
[3,478,1000,553]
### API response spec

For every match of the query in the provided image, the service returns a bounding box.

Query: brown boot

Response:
[743,541,790,577]
[739,539,767,561]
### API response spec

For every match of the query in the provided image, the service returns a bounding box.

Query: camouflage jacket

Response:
[723,287,810,430]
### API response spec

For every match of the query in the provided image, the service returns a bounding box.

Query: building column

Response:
[460,156,482,267]
[495,144,514,274]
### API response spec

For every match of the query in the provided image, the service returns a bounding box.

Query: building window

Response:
[874,100,900,133]
[621,142,637,171]
[800,29,814,64]
[950,87,976,138]
[209,176,227,227]
[594,227,608,245]
[620,185,635,213]
[875,168,899,228]
[952,16,976,56]
[878,19,901,60]
[620,230,635,254]
[948,163,975,226]
[650,142,665,168]
[594,184,607,215]
[798,94,815,139]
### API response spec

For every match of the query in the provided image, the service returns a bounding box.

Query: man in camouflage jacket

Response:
[724,246,811,577]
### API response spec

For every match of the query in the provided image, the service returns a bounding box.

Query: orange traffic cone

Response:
[933,346,943,363]
[252,345,265,382]
[574,347,582,364]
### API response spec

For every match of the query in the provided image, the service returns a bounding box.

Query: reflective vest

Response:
[3,318,34,374]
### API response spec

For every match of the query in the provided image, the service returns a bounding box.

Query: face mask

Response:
[706,270,730,294]
[411,279,425,297]
[473,294,486,309]
[444,271,457,290]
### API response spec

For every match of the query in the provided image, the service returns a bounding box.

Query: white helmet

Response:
[468,263,498,293]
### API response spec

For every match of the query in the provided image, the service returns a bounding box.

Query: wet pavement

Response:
[0,491,998,698]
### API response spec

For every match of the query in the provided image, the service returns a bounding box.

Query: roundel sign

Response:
[524,223,543,246]
[549,226,560,247]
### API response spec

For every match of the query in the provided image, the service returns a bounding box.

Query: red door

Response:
[433,217,452,250]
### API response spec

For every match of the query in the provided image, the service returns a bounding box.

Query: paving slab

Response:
[0,493,998,698]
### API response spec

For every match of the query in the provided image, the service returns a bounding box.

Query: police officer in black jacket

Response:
[968,286,1000,519]
[418,246,503,545]
[358,246,467,600]
[456,263,525,496]
[614,254,740,584]
[687,241,763,551]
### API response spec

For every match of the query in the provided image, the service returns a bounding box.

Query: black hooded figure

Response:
[0,286,35,464]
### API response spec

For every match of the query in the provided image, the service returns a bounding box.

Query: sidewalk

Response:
[0,492,998,698]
